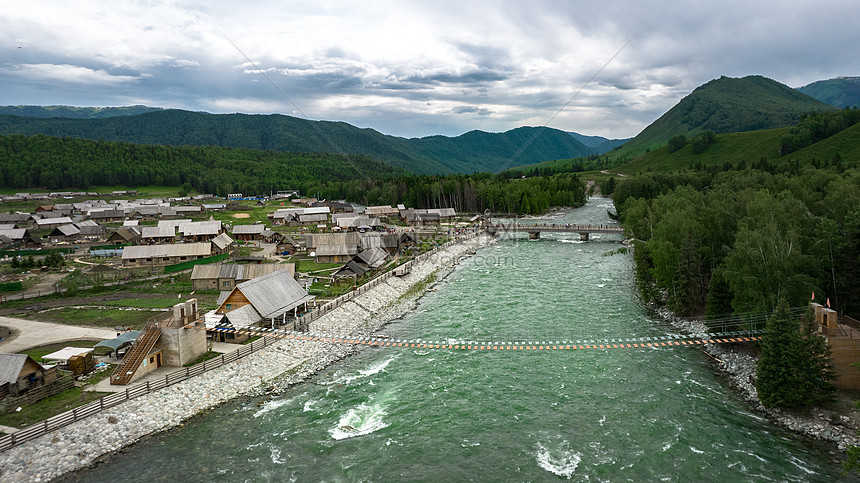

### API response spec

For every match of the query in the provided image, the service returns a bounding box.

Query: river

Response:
[61,197,840,481]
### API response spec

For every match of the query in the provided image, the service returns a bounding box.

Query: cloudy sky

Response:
[1,1,858,139]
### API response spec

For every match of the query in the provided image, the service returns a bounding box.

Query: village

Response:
[0,189,484,447]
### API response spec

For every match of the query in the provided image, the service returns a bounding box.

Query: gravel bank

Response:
[0,234,495,482]
[656,306,860,453]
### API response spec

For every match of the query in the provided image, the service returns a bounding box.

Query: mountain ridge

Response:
[0,108,594,175]
[797,76,860,108]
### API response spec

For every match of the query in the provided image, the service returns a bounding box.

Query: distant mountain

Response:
[0,109,594,175]
[614,75,836,158]
[0,105,162,119]
[568,132,631,155]
[797,77,860,109]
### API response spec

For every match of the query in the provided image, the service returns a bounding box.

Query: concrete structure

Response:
[154,300,208,367]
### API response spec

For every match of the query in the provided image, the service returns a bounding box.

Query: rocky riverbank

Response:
[0,234,496,482]
[656,306,860,454]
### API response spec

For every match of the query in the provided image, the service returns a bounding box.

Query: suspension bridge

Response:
[201,307,808,352]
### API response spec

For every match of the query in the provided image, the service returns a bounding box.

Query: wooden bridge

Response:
[487,223,624,240]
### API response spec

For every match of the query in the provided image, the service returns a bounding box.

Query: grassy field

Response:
[26,307,161,329]
[287,257,344,274]
[0,384,110,428]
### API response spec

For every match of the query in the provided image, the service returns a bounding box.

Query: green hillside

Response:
[614,75,836,159]
[612,121,860,175]
[797,77,860,108]
[0,105,162,119]
[0,110,594,175]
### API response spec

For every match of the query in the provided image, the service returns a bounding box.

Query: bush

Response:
[667,134,688,153]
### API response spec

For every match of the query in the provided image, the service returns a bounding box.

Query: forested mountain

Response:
[0,110,594,175]
[614,75,836,158]
[797,76,860,109]
[0,133,584,215]
[0,105,162,119]
[568,132,631,154]
[0,133,406,196]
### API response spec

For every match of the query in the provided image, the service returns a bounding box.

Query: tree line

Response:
[0,133,586,215]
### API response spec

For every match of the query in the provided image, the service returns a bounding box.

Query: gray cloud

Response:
[0,0,858,139]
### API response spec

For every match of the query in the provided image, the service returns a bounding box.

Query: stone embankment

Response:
[656,306,860,453]
[0,234,495,482]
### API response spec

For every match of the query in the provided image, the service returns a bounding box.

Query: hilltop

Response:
[797,76,860,108]
[612,75,836,159]
[0,109,593,175]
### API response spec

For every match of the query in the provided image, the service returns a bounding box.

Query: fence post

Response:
[72,408,77,421]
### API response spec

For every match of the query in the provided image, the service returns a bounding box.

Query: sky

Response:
[1,1,858,140]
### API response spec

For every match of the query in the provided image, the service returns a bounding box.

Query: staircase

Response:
[110,324,162,386]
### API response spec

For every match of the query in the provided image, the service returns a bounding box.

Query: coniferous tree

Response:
[673,231,702,316]
[705,268,733,319]
[756,299,836,410]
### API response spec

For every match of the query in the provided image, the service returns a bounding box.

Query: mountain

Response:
[568,132,631,154]
[0,109,594,175]
[0,105,162,119]
[613,75,837,158]
[797,76,860,109]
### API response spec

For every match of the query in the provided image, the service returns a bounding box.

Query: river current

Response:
[63,198,840,481]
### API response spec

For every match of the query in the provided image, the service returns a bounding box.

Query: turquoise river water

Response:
[62,198,843,481]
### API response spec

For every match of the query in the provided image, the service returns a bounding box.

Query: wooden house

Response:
[140,225,177,244]
[191,262,293,291]
[48,224,80,242]
[0,353,58,399]
[107,226,141,245]
[121,243,212,267]
[314,244,357,263]
[365,205,400,218]
[213,269,315,340]
[211,233,235,255]
[261,229,284,244]
[89,209,125,222]
[178,221,223,242]
[232,224,265,241]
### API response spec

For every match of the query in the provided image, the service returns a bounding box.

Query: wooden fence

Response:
[0,336,273,452]
[0,376,75,409]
